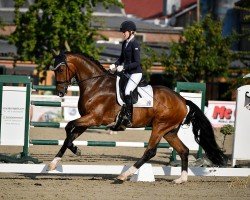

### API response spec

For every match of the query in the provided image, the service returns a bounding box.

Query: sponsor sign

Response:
[0,86,26,145]
[206,101,236,128]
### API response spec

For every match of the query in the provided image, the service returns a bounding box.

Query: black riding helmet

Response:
[120,21,136,32]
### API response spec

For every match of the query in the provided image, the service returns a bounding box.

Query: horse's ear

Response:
[64,40,71,52]
[52,49,59,57]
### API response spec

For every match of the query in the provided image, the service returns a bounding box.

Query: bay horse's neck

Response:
[67,54,110,94]
[68,54,106,83]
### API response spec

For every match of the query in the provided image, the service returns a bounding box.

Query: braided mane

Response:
[65,52,107,72]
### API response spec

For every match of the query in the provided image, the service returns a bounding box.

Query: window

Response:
[135,34,145,43]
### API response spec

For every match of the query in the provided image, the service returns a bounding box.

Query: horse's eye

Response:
[58,68,63,73]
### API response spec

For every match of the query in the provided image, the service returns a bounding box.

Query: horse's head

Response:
[50,51,76,97]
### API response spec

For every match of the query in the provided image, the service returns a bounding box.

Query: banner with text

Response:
[205,101,236,128]
[0,86,26,146]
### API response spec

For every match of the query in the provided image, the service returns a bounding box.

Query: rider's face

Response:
[122,31,130,40]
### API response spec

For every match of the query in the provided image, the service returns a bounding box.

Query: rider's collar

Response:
[126,34,134,44]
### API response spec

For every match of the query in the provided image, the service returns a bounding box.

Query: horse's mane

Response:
[65,51,108,73]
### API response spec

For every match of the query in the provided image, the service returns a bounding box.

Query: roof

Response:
[121,0,197,19]
[0,0,197,24]
[122,0,163,19]
[92,16,183,33]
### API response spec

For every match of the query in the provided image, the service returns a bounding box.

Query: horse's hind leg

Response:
[117,130,162,181]
[163,128,189,184]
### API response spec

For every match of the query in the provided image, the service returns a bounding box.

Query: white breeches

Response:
[125,73,142,95]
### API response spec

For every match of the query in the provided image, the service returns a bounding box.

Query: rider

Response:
[109,20,142,127]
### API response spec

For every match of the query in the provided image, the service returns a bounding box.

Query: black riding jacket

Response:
[115,38,142,74]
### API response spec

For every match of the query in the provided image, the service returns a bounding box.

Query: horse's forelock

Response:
[52,53,67,70]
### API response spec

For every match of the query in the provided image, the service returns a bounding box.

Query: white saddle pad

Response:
[116,77,153,108]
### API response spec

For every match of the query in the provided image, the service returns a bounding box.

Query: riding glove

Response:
[109,64,116,71]
[117,65,124,72]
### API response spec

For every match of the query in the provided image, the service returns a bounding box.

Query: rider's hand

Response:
[117,65,124,72]
[109,64,116,72]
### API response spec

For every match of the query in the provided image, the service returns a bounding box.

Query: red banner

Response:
[205,101,236,128]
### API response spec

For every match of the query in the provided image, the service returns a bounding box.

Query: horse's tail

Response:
[183,100,228,166]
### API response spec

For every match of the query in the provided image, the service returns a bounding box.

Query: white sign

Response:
[0,86,27,146]
[177,92,202,151]
[31,95,61,122]
[63,97,80,121]
[206,101,236,128]
[232,85,250,166]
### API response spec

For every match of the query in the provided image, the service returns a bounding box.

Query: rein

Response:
[54,59,109,87]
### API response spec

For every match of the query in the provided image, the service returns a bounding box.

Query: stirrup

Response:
[107,109,126,131]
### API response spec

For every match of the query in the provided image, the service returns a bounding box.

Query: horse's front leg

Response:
[61,123,87,157]
[47,124,86,171]
[163,133,189,184]
[48,114,99,171]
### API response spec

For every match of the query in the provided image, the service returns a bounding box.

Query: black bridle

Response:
[52,52,108,88]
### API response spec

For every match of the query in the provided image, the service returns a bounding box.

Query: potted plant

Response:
[220,124,234,152]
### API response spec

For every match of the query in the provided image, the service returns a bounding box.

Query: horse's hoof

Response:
[113,179,125,184]
[172,171,188,184]
[75,148,81,156]
[116,174,127,181]
[47,157,61,171]
[172,179,187,184]
[47,163,56,171]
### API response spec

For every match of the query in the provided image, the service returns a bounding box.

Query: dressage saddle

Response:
[118,72,148,104]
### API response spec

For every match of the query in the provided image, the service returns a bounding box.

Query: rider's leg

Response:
[124,73,142,126]
[124,93,133,126]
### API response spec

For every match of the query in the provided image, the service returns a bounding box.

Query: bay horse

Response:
[48,51,227,184]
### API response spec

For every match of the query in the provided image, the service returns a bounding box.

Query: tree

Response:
[0,17,4,39]
[161,15,233,83]
[232,0,250,87]
[140,44,159,80]
[0,18,3,28]
[235,0,250,60]
[8,0,122,77]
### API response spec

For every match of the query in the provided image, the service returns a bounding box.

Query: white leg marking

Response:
[47,157,61,171]
[173,170,188,184]
[109,130,118,135]
[117,166,137,181]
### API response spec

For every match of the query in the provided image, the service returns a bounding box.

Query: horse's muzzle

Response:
[57,86,68,97]
[58,91,65,97]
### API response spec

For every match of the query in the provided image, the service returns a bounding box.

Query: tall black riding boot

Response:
[124,95,133,127]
